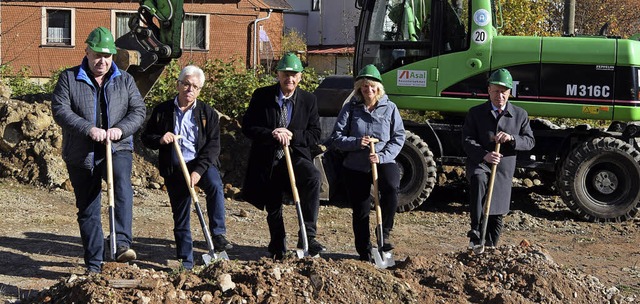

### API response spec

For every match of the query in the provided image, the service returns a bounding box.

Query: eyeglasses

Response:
[178,80,202,91]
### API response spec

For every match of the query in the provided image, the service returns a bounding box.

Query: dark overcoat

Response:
[462,101,535,214]
[241,83,321,209]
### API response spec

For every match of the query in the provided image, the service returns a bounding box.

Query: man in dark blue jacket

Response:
[242,53,325,259]
[51,27,146,273]
[142,65,231,269]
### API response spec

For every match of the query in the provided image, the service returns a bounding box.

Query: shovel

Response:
[473,143,501,255]
[106,139,117,260]
[172,136,229,264]
[368,138,395,269]
[283,144,311,258]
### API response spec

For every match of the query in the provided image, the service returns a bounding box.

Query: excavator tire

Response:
[396,131,437,212]
[558,137,640,222]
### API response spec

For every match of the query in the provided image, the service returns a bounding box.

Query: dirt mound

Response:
[0,97,249,192]
[20,243,623,304]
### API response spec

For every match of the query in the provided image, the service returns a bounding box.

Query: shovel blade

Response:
[370,248,395,269]
[214,251,230,261]
[472,244,485,255]
[202,250,229,265]
[296,249,307,259]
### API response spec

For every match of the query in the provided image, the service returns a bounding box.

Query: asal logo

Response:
[397,70,427,87]
[398,70,425,79]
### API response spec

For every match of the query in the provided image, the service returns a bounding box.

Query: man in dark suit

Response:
[462,68,535,251]
[242,53,325,259]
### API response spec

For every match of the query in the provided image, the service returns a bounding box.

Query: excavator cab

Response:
[114,0,184,97]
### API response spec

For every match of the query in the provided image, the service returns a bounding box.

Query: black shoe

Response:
[212,235,233,251]
[306,238,327,256]
[359,254,372,262]
[467,230,481,250]
[267,251,285,261]
[116,246,137,263]
[381,239,394,252]
[375,230,394,251]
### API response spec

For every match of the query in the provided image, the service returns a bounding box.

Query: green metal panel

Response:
[613,106,640,121]
[491,36,541,67]
[617,40,640,66]
[541,37,616,65]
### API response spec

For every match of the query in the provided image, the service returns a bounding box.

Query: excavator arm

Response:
[114,0,184,97]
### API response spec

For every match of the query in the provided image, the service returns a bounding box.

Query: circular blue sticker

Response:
[473,9,490,27]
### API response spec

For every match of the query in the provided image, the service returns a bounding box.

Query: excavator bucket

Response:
[113,0,184,97]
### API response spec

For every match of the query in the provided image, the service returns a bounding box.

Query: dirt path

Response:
[1,178,639,303]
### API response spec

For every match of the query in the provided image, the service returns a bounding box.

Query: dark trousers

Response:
[264,157,320,254]
[469,172,504,246]
[164,165,226,269]
[344,163,400,257]
[67,151,134,272]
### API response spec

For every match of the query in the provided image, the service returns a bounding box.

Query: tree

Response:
[573,0,640,37]
[495,0,640,38]
[496,0,556,37]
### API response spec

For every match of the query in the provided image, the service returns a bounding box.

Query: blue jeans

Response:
[165,165,226,269]
[67,151,134,272]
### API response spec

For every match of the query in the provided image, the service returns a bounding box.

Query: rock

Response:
[523,178,534,187]
[218,273,236,292]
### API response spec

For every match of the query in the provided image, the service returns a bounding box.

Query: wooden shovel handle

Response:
[368,138,382,225]
[482,143,501,215]
[106,139,114,208]
[283,145,300,204]
[172,135,199,203]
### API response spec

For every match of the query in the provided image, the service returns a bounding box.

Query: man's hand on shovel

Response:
[273,128,292,146]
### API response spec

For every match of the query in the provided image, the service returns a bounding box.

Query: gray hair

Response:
[178,65,205,87]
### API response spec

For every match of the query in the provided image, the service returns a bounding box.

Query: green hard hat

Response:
[85,27,117,55]
[488,68,513,89]
[356,64,382,82]
[276,53,303,73]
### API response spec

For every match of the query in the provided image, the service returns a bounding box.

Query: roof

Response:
[258,0,292,10]
[307,46,355,55]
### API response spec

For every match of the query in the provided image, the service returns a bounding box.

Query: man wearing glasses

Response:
[142,65,232,269]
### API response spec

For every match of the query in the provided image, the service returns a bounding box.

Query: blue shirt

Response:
[329,94,406,172]
[173,98,198,163]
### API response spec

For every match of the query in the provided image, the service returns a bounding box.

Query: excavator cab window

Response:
[359,0,468,74]
[363,0,432,72]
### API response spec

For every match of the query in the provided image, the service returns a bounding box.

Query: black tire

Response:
[558,137,640,222]
[395,131,437,212]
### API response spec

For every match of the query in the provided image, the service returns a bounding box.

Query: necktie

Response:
[275,99,289,160]
[495,109,503,118]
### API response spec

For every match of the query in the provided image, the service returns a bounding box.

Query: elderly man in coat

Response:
[242,53,325,259]
[462,68,535,251]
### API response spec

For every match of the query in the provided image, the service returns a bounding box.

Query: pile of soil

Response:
[21,243,621,304]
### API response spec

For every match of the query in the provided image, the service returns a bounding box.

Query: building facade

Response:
[284,0,358,74]
[0,0,290,78]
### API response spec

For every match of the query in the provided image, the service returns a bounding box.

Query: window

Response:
[183,14,209,51]
[112,11,137,39]
[312,0,321,11]
[42,8,75,46]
